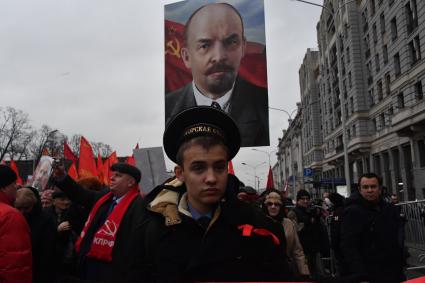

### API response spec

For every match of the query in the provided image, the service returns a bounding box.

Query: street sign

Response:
[303,167,313,177]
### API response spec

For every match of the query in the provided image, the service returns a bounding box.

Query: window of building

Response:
[397,92,405,109]
[375,53,380,72]
[370,0,376,16]
[369,88,375,107]
[372,23,378,44]
[367,61,373,85]
[394,53,401,77]
[390,17,398,41]
[406,0,419,34]
[418,140,425,167]
[352,124,356,137]
[346,46,351,64]
[385,72,391,96]
[408,36,421,66]
[383,44,388,64]
[380,13,385,34]
[348,72,353,89]
[377,80,383,101]
[380,112,386,128]
[350,96,354,114]
[415,81,423,101]
[389,0,395,7]
[362,10,369,32]
[365,34,371,59]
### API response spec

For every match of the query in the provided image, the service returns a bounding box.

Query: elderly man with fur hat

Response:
[0,164,32,283]
[52,162,146,282]
[133,106,292,282]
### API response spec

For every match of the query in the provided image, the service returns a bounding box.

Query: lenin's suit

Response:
[165,77,269,147]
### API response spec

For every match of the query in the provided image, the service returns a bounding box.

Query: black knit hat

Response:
[163,106,240,163]
[296,189,311,201]
[0,164,17,188]
[110,163,141,183]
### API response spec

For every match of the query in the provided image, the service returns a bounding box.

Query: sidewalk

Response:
[406,247,425,280]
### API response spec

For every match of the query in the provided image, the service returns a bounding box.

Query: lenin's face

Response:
[181,4,246,97]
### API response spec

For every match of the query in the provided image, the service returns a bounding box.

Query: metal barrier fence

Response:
[397,200,425,251]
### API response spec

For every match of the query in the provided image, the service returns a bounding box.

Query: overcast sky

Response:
[0,0,322,189]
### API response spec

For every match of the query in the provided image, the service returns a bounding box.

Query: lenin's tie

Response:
[211,102,221,110]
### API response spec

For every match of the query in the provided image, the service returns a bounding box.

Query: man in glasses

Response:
[340,173,405,283]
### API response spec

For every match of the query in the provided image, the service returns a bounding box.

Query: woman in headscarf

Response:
[262,189,310,279]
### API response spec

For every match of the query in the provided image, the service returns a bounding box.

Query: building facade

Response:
[276,0,425,200]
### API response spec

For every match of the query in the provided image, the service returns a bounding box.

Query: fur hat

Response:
[0,165,17,188]
[264,191,282,204]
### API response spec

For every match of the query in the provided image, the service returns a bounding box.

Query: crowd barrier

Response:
[397,200,425,273]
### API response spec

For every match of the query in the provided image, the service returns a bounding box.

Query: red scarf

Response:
[75,188,139,262]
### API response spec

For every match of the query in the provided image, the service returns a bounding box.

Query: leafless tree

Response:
[0,107,33,161]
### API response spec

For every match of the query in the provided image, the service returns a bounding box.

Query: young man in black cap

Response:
[135,106,291,282]
[52,162,146,282]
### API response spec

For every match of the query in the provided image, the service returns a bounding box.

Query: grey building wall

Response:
[276,0,425,200]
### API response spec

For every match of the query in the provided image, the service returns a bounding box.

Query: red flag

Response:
[164,20,267,93]
[78,136,97,179]
[10,160,23,185]
[228,161,235,175]
[266,166,274,190]
[102,151,118,185]
[68,161,79,180]
[97,153,104,183]
[64,142,78,163]
[126,156,136,166]
[102,158,110,185]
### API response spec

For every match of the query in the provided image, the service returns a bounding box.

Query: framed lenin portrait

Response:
[164,0,269,147]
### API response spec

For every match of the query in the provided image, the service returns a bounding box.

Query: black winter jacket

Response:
[54,175,146,283]
[132,174,292,283]
[340,191,405,283]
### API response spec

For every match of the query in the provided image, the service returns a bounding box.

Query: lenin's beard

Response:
[204,63,237,95]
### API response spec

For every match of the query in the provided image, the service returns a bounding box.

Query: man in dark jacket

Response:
[340,173,405,283]
[15,186,57,283]
[133,106,291,282]
[52,163,146,283]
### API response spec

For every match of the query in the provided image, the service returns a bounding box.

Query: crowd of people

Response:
[0,106,410,283]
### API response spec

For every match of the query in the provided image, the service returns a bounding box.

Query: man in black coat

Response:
[340,173,405,283]
[15,186,57,283]
[165,3,269,147]
[132,106,291,282]
[52,163,146,283]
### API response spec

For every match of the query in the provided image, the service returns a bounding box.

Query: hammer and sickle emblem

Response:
[165,39,181,58]
[98,220,118,237]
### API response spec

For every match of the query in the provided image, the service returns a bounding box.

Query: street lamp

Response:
[241,161,266,192]
[269,107,298,123]
[289,0,355,194]
[251,148,277,167]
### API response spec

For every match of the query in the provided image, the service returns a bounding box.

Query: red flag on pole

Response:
[10,160,23,185]
[102,151,118,185]
[64,142,78,163]
[266,166,274,190]
[78,136,97,179]
[126,156,136,166]
[228,160,235,175]
[68,161,79,180]
[97,153,104,183]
